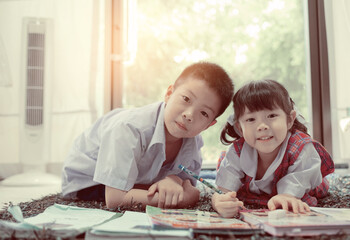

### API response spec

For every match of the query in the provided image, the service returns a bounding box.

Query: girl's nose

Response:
[257,122,268,131]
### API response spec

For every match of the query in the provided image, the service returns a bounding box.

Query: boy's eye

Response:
[246,118,255,122]
[201,111,209,118]
[268,113,278,118]
[182,96,190,102]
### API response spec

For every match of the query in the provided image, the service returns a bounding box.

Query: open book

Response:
[146,205,262,236]
[87,210,192,240]
[240,207,350,236]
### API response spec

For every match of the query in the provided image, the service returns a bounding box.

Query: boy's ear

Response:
[288,110,297,130]
[164,85,174,103]
[206,119,217,129]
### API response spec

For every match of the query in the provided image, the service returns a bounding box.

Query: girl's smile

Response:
[237,107,295,162]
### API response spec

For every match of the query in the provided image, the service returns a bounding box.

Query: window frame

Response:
[108,0,332,153]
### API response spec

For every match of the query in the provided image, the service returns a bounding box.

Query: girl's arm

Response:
[267,193,310,213]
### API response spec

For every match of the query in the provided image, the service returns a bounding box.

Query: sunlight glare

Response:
[235,44,248,64]
[173,49,209,63]
[265,0,285,13]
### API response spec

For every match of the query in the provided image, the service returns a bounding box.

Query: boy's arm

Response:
[147,175,185,208]
[105,175,189,209]
[105,185,159,208]
[180,179,200,207]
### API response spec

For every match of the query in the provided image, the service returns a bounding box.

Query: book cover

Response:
[146,205,261,235]
[240,207,350,236]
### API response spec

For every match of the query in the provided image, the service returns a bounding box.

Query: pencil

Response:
[178,164,222,194]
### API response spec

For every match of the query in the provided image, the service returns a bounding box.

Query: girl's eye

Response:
[183,96,190,102]
[268,113,278,118]
[201,111,209,118]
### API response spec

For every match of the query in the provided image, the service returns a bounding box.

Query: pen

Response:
[178,164,222,194]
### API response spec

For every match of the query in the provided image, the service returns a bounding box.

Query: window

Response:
[112,0,314,167]
[325,0,350,169]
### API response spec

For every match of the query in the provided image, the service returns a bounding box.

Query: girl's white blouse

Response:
[216,132,323,198]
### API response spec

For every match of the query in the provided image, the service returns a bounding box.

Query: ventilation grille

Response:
[26,30,45,126]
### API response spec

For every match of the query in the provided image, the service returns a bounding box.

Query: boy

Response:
[62,62,234,209]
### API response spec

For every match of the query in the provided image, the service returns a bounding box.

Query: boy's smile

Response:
[175,121,188,131]
[163,77,220,142]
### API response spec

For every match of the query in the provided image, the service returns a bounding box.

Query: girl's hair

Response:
[221,79,308,145]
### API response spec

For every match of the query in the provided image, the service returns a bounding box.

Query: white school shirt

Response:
[216,132,323,198]
[62,102,203,198]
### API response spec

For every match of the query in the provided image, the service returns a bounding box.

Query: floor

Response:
[0,168,349,213]
[0,171,62,210]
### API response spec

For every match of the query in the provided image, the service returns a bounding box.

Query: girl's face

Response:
[236,106,296,161]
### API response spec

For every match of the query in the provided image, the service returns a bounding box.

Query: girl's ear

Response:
[234,122,243,137]
[164,85,174,103]
[287,110,297,130]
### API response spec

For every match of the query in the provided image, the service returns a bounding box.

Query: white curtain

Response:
[0,0,105,178]
[325,0,350,166]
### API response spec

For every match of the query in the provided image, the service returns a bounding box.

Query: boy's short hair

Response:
[174,62,234,118]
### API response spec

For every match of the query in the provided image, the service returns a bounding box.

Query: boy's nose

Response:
[183,111,193,122]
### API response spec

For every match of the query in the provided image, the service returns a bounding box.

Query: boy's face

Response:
[164,77,220,141]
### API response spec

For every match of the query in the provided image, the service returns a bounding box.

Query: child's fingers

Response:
[303,202,310,212]
[227,191,237,199]
[291,200,300,213]
[281,201,289,211]
[217,200,244,218]
[158,191,166,208]
[147,184,157,196]
[165,193,173,208]
[178,191,184,203]
[296,201,310,213]
[267,200,277,211]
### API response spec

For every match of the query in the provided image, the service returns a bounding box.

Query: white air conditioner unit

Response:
[2,17,60,186]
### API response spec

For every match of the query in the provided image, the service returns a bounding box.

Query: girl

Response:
[212,80,334,218]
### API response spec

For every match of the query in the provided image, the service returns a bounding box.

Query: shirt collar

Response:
[148,102,166,147]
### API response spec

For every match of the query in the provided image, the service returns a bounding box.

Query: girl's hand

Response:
[147,175,184,208]
[211,191,244,218]
[267,193,310,213]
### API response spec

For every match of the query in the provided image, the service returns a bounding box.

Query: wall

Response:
[0,0,105,178]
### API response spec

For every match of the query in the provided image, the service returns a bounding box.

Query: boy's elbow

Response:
[105,198,122,208]
[105,186,127,208]
[181,187,200,207]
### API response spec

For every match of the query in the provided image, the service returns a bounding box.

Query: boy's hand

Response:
[147,175,184,208]
[211,191,244,218]
[267,193,310,213]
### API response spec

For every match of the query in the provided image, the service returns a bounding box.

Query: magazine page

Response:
[240,208,350,236]
[310,207,350,221]
[91,211,192,238]
[146,205,257,230]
